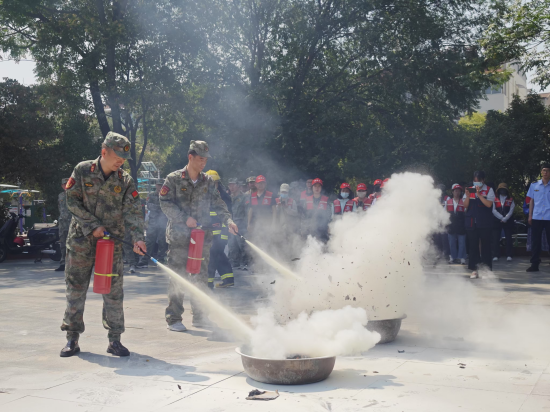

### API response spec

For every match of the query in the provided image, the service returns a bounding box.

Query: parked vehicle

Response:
[0,213,60,263]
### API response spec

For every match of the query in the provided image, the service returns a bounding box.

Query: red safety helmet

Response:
[451,184,463,191]
[255,175,266,183]
[340,183,350,189]
[373,179,382,186]
[357,183,367,191]
[312,178,323,186]
[383,178,390,183]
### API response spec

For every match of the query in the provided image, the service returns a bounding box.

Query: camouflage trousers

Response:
[165,231,213,325]
[61,239,125,342]
[59,229,68,266]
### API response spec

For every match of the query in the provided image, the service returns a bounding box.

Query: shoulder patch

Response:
[90,164,96,173]
[160,185,170,196]
[118,170,123,179]
[132,190,139,199]
[65,177,75,190]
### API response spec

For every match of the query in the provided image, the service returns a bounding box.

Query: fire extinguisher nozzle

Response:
[151,257,158,264]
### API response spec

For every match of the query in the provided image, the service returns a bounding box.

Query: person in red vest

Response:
[491,183,515,262]
[332,183,357,217]
[302,178,331,241]
[354,183,369,211]
[246,175,275,271]
[365,179,382,209]
[371,178,390,206]
[300,179,314,202]
[446,184,467,265]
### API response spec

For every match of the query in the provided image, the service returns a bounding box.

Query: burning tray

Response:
[366,314,407,344]
[236,348,336,385]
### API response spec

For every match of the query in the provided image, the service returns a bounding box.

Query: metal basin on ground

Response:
[236,348,336,385]
[366,314,407,344]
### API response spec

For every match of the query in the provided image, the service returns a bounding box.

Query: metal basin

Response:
[236,348,336,385]
[366,315,407,344]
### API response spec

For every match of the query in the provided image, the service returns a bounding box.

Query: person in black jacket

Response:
[463,171,495,279]
[445,184,467,265]
[205,170,234,289]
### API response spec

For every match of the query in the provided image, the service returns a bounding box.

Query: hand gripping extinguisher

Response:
[93,233,117,294]
[186,226,205,274]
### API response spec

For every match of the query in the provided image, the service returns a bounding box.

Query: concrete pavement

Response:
[1,256,550,411]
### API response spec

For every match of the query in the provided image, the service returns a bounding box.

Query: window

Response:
[484,86,503,95]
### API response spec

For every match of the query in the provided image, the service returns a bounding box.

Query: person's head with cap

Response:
[247,176,257,192]
[228,178,240,195]
[356,183,367,199]
[255,175,267,194]
[339,182,353,199]
[451,183,463,199]
[373,179,382,192]
[496,182,509,197]
[101,132,132,173]
[311,178,323,197]
[305,178,313,194]
[188,140,211,174]
[279,183,290,201]
[61,178,69,190]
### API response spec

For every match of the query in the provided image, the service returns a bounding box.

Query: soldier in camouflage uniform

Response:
[228,178,249,269]
[160,140,237,331]
[60,132,146,358]
[55,178,72,272]
[137,179,168,268]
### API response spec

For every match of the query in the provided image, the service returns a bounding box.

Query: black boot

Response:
[55,264,65,272]
[60,340,80,357]
[107,341,130,357]
[526,265,540,272]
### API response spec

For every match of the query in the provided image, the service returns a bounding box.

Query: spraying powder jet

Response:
[155,260,253,341]
[241,236,303,281]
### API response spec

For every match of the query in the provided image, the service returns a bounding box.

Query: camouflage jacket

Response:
[159,165,234,244]
[58,191,71,233]
[146,190,168,227]
[230,192,248,223]
[65,157,145,249]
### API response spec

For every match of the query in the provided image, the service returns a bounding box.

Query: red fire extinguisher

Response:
[94,236,116,294]
[186,228,205,274]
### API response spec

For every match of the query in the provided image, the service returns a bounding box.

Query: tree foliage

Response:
[0,79,100,216]
[482,0,550,89]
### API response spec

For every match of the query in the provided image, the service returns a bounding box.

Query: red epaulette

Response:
[182,170,186,178]
[90,164,96,172]
[118,170,123,179]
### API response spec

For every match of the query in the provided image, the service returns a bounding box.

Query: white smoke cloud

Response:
[249,306,380,359]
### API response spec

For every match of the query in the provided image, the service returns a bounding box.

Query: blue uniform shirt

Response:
[527,180,550,220]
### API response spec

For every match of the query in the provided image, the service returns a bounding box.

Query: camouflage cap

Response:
[104,132,132,160]
[61,178,70,185]
[228,178,238,184]
[246,176,256,183]
[189,140,211,158]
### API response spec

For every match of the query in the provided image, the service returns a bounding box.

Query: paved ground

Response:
[1,256,550,411]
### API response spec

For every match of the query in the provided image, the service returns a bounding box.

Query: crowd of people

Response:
[54,134,550,357]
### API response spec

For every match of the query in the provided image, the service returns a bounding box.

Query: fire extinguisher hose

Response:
[102,231,158,263]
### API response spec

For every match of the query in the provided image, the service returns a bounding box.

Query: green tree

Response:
[482,0,550,89]
[475,94,550,194]
[0,79,100,216]
[0,0,205,181]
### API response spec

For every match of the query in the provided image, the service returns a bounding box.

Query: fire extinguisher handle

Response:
[103,231,111,237]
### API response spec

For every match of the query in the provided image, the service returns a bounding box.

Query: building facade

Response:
[477,63,528,113]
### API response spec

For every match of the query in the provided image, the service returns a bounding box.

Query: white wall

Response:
[477,63,528,113]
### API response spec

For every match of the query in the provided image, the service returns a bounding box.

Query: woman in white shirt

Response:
[491,183,515,262]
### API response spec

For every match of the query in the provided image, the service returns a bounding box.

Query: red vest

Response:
[446,198,465,213]
[306,195,329,210]
[494,196,513,214]
[353,197,369,211]
[468,188,488,199]
[300,190,307,200]
[251,191,273,206]
[275,197,294,207]
[333,198,355,214]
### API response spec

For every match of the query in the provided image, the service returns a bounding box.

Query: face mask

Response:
[280,193,288,199]
[341,192,349,199]
[473,182,483,188]
[358,191,367,198]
